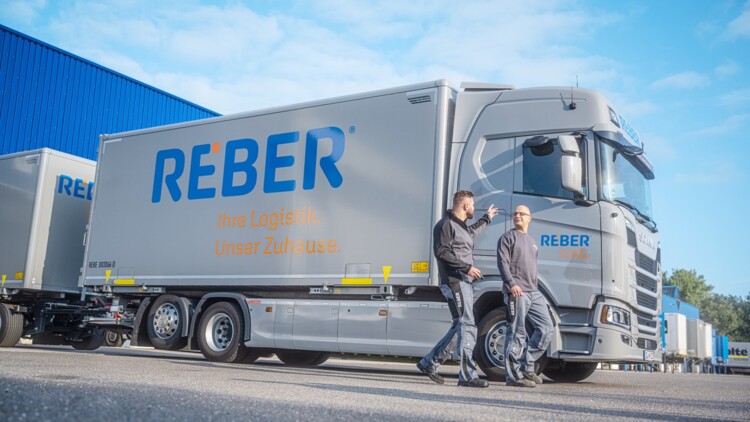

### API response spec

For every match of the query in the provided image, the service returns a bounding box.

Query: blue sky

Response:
[2,1,749,296]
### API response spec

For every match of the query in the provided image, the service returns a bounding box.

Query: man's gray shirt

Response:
[497,229,539,293]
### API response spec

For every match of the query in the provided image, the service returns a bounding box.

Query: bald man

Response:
[497,205,553,388]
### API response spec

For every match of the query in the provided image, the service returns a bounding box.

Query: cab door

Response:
[511,133,602,308]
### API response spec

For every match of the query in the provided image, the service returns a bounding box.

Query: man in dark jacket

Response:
[497,205,553,388]
[416,190,497,388]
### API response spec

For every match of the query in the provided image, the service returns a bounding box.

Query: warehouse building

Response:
[0,24,220,160]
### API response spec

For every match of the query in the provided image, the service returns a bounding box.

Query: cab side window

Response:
[521,137,586,199]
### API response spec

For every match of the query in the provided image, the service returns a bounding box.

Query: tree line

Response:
[663,269,750,342]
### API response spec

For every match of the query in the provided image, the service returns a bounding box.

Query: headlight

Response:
[600,305,631,329]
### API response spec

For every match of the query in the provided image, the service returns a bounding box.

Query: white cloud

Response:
[717,88,750,106]
[675,160,742,185]
[715,60,740,77]
[1,0,629,114]
[0,0,47,25]
[688,113,750,137]
[650,72,710,90]
[721,0,750,40]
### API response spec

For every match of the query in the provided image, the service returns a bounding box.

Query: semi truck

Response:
[0,149,124,349]
[80,80,661,382]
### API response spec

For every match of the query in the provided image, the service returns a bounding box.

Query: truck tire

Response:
[475,308,509,381]
[71,329,106,350]
[276,350,331,366]
[104,330,125,347]
[542,360,597,382]
[0,303,24,347]
[147,295,188,350]
[197,302,248,363]
[475,308,549,381]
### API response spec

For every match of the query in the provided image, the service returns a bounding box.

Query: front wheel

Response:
[475,309,509,381]
[197,302,248,363]
[542,360,597,382]
[0,303,24,347]
[475,308,549,381]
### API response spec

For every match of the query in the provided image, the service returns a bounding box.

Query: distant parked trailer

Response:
[726,342,750,374]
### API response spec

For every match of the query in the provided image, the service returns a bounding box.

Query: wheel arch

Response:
[189,293,251,350]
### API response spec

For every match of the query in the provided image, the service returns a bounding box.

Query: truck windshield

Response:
[599,141,655,225]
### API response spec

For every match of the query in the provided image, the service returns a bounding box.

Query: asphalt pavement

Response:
[1,345,748,421]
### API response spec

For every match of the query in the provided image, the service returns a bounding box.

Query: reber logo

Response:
[57,175,94,200]
[152,126,345,203]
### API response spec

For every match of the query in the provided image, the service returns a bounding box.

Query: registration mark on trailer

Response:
[643,350,655,361]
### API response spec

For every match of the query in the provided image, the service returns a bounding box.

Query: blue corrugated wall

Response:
[0,24,220,160]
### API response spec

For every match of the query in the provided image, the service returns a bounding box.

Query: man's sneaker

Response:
[506,378,536,388]
[416,362,444,384]
[457,378,490,388]
[523,372,544,385]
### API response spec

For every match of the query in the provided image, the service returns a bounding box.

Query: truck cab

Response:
[453,84,661,380]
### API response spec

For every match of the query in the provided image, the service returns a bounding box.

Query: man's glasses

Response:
[512,212,530,217]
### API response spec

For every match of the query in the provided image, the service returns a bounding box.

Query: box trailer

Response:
[82,80,662,382]
[726,342,750,374]
[687,319,712,361]
[0,148,118,348]
[664,313,687,359]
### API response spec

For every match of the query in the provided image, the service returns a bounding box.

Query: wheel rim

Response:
[152,303,180,339]
[482,320,507,368]
[203,312,234,352]
[106,331,119,343]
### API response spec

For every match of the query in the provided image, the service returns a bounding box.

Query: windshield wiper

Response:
[614,199,658,231]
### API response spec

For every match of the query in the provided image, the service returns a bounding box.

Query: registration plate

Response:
[643,350,656,361]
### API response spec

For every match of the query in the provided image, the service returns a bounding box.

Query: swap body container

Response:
[0,148,95,294]
[82,82,449,289]
[664,312,687,358]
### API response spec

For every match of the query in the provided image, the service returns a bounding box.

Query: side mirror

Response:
[558,135,585,198]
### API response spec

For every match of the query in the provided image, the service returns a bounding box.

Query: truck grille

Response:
[636,272,658,293]
[627,227,637,247]
[636,251,657,275]
[636,290,658,311]
[637,315,657,329]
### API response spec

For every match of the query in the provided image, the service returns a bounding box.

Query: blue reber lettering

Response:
[540,234,590,247]
[152,126,345,203]
[57,175,94,200]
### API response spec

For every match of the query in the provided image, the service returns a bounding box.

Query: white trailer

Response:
[687,319,713,361]
[726,342,750,374]
[0,148,116,348]
[82,80,661,382]
[664,313,687,359]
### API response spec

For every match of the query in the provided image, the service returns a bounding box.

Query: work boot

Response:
[506,378,536,388]
[457,378,490,388]
[416,361,444,384]
[523,372,544,385]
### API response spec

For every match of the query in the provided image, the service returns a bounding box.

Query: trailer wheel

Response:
[197,302,248,363]
[0,303,24,347]
[147,295,188,350]
[475,308,548,381]
[276,350,331,366]
[104,330,124,347]
[71,329,106,351]
[542,360,597,382]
